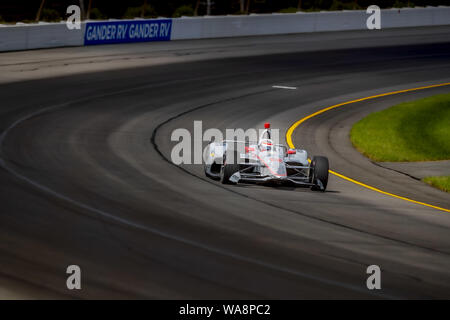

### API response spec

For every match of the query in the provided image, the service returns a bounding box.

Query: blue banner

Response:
[84,19,172,45]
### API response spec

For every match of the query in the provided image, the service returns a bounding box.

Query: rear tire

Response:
[310,156,329,191]
[205,162,221,180]
[220,151,240,184]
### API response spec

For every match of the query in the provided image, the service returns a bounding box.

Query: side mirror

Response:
[287,149,296,155]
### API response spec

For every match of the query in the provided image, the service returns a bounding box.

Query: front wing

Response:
[231,163,315,187]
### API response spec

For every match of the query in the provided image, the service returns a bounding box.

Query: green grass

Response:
[423,176,450,193]
[350,93,450,162]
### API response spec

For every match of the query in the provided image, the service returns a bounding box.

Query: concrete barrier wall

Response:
[0,23,85,51]
[0,7,449,52]
[172,7,450,39]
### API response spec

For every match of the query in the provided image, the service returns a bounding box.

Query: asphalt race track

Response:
[0,26,450,299]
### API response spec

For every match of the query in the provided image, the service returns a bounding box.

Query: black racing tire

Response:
[220,151,240,184]
[310,156,329,191]
[204,164,212,178]
[205,162,221,180]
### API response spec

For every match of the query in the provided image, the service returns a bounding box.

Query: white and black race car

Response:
[204,123,329,191]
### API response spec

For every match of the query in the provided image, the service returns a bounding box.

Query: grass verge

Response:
[350,93,450,162]
[423,176,450,193]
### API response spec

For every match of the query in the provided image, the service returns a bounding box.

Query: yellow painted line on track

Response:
[286,82,450,213]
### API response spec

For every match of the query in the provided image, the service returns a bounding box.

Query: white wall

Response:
[0,7,449,52]
[171,7,450,40]
[0,23,84,52]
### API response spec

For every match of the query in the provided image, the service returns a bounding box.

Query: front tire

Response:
[310,156,329,191]
[220,151,240,184]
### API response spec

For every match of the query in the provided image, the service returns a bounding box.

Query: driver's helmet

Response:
[259,139,274,152]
